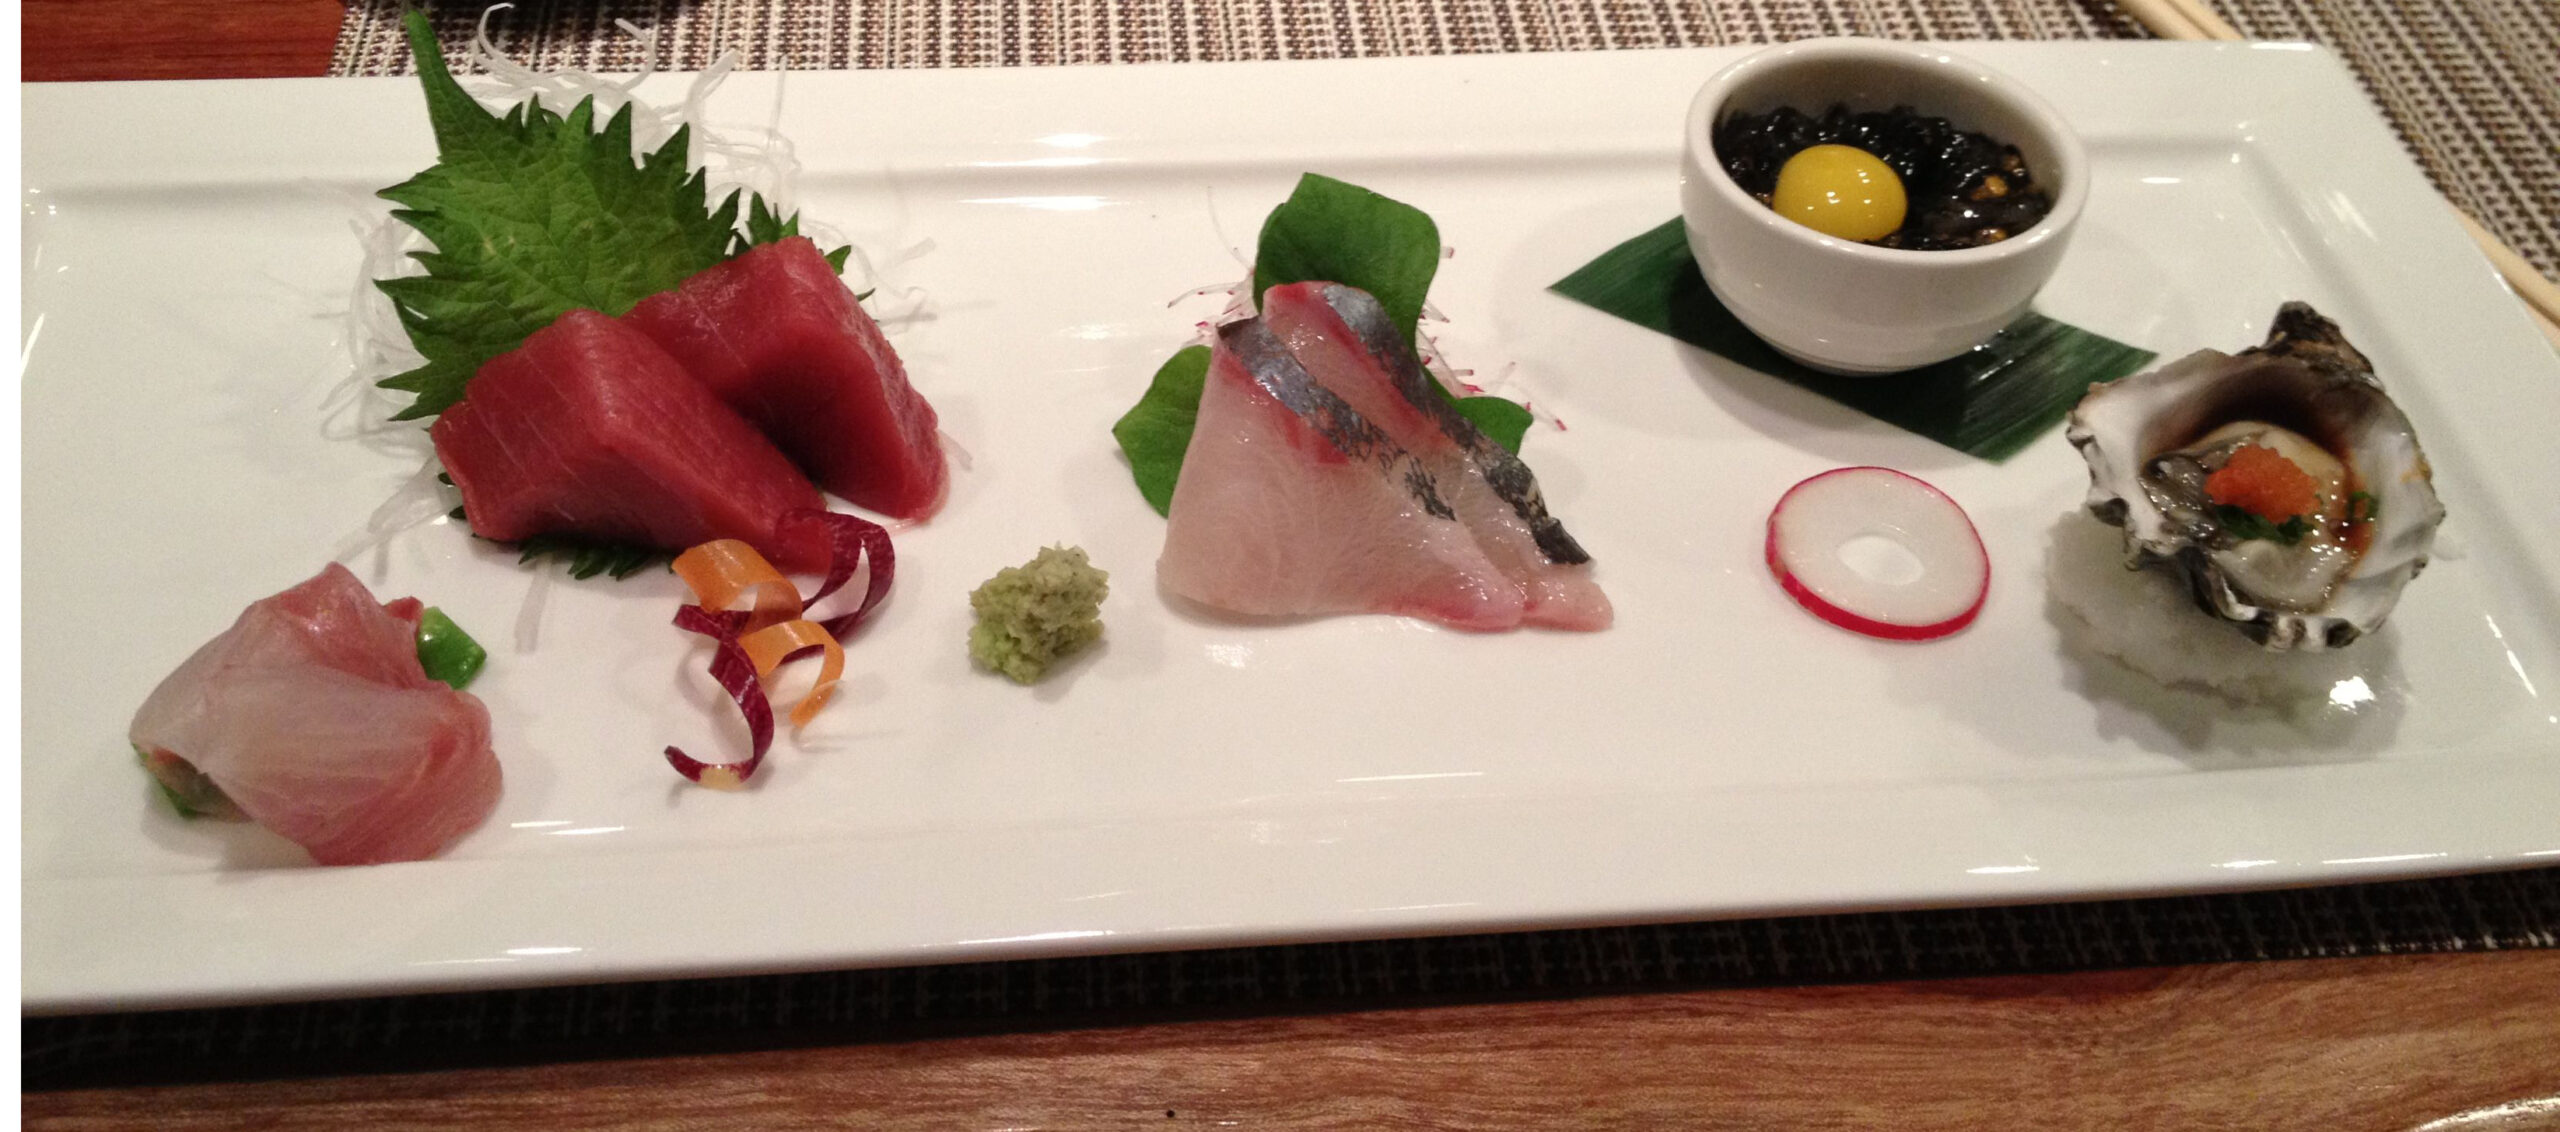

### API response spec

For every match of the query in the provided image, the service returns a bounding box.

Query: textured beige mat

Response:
[335,0,2556,277]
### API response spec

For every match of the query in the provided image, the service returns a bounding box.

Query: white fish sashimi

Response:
[1261,281,1612,631]
[127,564,501,866]
[1159,319,1525,631]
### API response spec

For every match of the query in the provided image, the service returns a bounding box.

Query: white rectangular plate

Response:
[23,43,2560,1013]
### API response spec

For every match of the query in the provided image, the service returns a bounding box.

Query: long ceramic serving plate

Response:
[22,43,2560,1013]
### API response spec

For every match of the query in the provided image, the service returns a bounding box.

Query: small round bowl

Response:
[1679,38,2088,375]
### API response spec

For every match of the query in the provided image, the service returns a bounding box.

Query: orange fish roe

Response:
[2205,443,2322,521]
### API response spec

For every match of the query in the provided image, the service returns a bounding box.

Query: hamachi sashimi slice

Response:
[1260,281,1612,631]
[625,237,949,519]
[1158,318,1524,631]
[127,564,501,866]
[430,308,831,572]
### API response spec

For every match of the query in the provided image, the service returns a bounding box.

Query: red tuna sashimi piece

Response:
[1261,281,1612,631]
[624,237,948,519]
[431,309,830,572]
[1158,318,1523,631]
[127,564,501,866]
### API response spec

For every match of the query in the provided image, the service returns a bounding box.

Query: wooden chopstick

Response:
[2453,211,2560,348]
[2154,0,2245,42]
[2113,0,2214,40]
[2121,0,2560,348]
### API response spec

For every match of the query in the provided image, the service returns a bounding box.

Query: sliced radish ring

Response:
[1766,467,1989,642]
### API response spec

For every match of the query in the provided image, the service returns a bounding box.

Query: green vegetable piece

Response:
[413,606,489,690]
[374,10,840,421]
[969,546,1110,685]
[134,745,242,821]
[2210,504,2313,546]
[1115,174,1533,512]
[1547,218,2158,461]
[1111,347,1211,517]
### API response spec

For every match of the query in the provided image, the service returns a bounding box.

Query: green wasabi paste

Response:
[968,546,1109,684]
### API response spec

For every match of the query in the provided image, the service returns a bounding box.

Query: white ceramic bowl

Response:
[1680,38,2088,375]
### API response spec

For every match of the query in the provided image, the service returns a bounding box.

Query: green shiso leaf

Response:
[377,10,849,580]
[1111,347,1211,517]
[1548,218,2158,461]
[513,534,669,581]
[1114,174,1534,513]
[447,496,666,582]
[413,606,489,690]
[1253,174,1531,447]
[1451,394,1534,454]
[1253,173,1443,347]
[374,9,844,422]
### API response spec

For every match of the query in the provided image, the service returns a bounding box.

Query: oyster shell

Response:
[2064,303,2445,650]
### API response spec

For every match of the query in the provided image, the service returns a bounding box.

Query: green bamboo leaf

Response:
[1549,218,2157,461]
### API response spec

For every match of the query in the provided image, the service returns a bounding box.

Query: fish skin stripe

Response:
[1313,283,1592,566]
[1217,317,1460,523]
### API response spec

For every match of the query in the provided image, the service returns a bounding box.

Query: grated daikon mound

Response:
[2046,510,2385,706]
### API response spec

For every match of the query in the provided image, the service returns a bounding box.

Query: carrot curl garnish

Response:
[672,539,804,636]
[741,619,845,728]
[662,509,894,787]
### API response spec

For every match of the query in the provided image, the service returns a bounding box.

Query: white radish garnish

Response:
[1765,467,1989,641]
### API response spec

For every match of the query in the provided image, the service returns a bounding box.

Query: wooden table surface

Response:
[23,4,2560,1128]
[23,952,2560,1128]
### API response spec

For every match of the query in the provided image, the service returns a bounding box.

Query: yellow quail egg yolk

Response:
[1770,144,1908,242]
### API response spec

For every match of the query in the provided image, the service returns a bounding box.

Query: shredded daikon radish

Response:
[514,569,554,654]
[333,456,460,564]
[939,430,976,472]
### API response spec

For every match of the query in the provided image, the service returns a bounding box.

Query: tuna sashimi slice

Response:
[1159,318,1524,631]
[431,309,830,572]
[1261,282,1612,631]
[127,564,501,866]
[625,236,949,519]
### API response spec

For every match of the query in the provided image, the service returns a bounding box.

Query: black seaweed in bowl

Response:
[1714,104,2054,250]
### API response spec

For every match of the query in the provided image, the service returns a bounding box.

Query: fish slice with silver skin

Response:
[1261,281,1611,630]
[1158,317,1527,631]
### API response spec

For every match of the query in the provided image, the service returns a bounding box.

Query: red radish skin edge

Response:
[1764,467,1990,643]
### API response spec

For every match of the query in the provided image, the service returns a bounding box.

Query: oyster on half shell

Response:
[2064,303,2445,650]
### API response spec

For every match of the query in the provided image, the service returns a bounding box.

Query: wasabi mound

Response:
[969,546,1109,684]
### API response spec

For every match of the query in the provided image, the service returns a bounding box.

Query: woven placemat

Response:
[332,0,2558,277]
[25,866,2560,1086]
